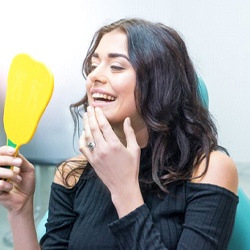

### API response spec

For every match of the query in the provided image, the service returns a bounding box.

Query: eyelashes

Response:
[88,64,125,73]
[110,65,124,71]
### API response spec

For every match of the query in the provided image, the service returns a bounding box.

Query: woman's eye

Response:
[111,65,124,71]
[89,64,97,72]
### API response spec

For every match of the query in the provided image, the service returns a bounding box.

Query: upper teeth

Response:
[92,93,115,101]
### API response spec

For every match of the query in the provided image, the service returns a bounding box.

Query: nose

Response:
[88,64,108,85]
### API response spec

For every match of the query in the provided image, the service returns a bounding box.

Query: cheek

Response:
[85,78,92,94]
[84,84,92,106]
[119,74,136,96]
[86,77,92,90]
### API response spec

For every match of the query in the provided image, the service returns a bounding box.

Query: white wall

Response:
[165,1,250,164]
[0,0,249,164]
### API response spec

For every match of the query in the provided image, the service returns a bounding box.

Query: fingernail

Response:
[16,175,22,182]
[13,158,22,165]
[7,147,16,155]
[95,107,101,112]
[126,117,131,126]
[87,106,93,112]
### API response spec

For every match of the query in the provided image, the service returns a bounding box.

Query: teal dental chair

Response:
[228,186,250,250]
[198,77,250,249]
[36,77,250,249]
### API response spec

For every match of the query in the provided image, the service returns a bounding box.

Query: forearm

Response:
[8,199,40,250]
[109,204,168,250]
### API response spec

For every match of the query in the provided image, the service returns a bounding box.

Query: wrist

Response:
[111,188,144,218]
[7,197,39,250]
[7,196,34,220]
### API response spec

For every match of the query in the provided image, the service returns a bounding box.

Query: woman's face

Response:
[86,29,144,130]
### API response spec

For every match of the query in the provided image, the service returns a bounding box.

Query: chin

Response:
[104,113,125,127]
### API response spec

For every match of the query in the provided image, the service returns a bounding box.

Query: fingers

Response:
[79,111,96,157]
[0,165,22,193]
[83,112,94,145]
[86,106,111,144]
[81,106,118,152]
[0,165,22,178]
[17,153,34,172]
[0,146,23,184]
[0,146,22,166]
[0,179,14,193]
[79,130,87,155]
[94,107,120,144]
[80,106,140,159]
[0,146,16,156]
[0,155,22,168]
[123,117,140,151]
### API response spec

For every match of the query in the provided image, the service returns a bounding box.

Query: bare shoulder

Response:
[192,151,238,195]
[54,154,87,188]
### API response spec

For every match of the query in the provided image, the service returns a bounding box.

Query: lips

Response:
[92,93,116,102]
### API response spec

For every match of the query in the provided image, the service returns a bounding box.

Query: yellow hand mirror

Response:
[2,54,54,173]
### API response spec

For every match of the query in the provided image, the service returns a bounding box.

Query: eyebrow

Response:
[92,53,130,61]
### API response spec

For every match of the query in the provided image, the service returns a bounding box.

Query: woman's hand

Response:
[79,106,144,217]
[0,146,39,250]
[0,146,35,214]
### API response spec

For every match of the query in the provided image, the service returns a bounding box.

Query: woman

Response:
[0,18,238,249]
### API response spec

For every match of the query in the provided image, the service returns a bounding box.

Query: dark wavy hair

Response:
[68,18,220,192]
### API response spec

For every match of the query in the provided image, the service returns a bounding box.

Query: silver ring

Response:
[87,141,96,151]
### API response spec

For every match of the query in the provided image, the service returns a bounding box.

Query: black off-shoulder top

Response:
[40,148,238,250]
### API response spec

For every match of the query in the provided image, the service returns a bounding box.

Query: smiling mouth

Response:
[92,93,116,102]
